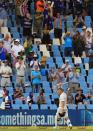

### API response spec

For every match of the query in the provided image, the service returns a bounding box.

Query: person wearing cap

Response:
[0,39,7,61]
[0,60,12,87]
[64,32,73,57]
[55,87,72,128]
[31,65,41,93]
[15,57,26,88]
[11,39,24,59]
[30,54,40,71]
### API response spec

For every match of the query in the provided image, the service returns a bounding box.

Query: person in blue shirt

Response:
[31,65,41,93]
[64,32,73,57]
[0,39,7,61]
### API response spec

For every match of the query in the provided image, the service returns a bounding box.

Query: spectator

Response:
[24,36,33,56]
[13,87,23,99]
[0,6,8,28]
[23,13,32,37]
[48,67,56,82]
[27,92,34,105]
[33,10,44,37]
[15,57,26,87]
[67,67,80,93]
[42,25,51,44]
[30,54,40,71]
[81,26,87,38]
[31,65,41,93]
[11,39,24,59]
[73,31,85,57]
[74,15,85,28]
[54,13,62,42]
[62,60,72,75]
[27,51,34,63]
[56,67,65,84]
[0,39,7,61]
[3,34,12,54]
[3,34,12,62]
[0,60,12,87]
[75,89,86,105]
[35,0,44,13]
[3,90,12,109]
[67,90,74,104]
[85,30,92,53]
[64,32,73,56]
[2,87,8,97]
[37,89,46,104]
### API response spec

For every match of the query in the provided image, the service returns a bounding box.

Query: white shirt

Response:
[62,64,72,72]
[11,44,24,57]
[86,36,92,48]
[59,92,67,110]
[30,60,40,70]
[0,65,12,77]
[16,62,26,76]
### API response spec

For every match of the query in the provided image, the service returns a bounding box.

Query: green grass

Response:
[0,126,93,131]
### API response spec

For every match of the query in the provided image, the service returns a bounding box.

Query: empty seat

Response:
[78,105,85,109]
[21,104,29,109]
[49,104,57,110]
[40,104,48,109]
[86,104,93,110]
[31,104,38,110]
[68,104,77,110]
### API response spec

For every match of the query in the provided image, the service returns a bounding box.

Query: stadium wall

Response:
[0,109,92,126]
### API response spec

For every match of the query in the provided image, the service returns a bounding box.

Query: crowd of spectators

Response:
[0,0,93,109]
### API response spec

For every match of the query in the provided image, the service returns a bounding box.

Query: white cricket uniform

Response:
[56,92,68,119]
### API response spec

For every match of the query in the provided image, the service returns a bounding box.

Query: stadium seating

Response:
[0,3,93,111]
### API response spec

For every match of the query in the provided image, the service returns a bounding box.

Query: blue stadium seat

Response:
[78,105,85,109]
[49,104,57,110]
[21,104,29,109]
[31,104,38,110]
[40,104,48,109]
[12,104,21,109]
[86,104,93,109]
[68,104,77,110]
